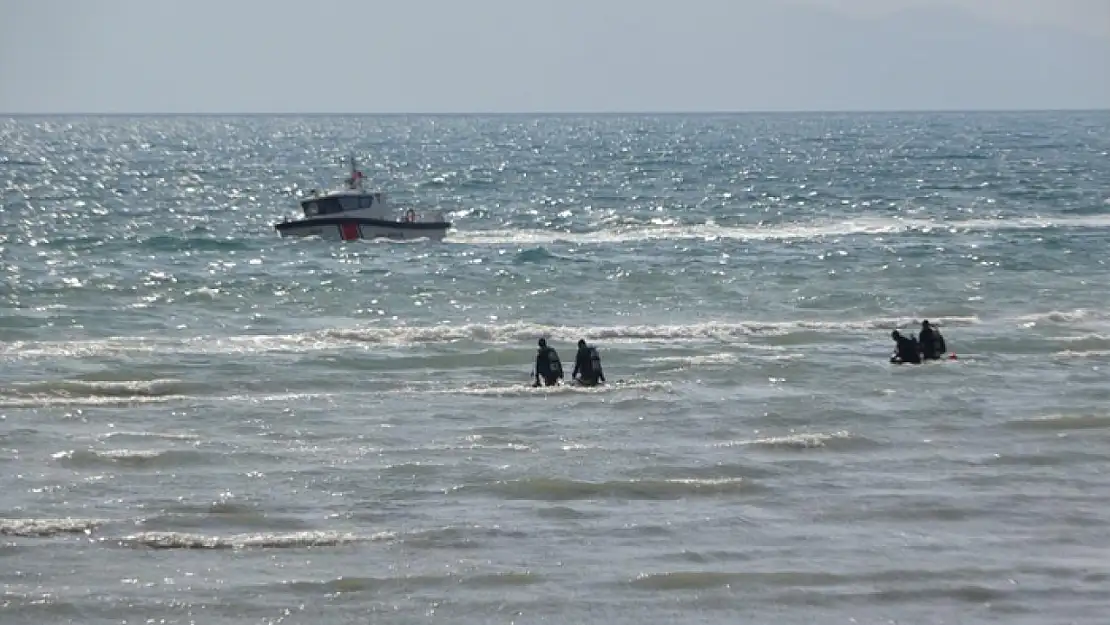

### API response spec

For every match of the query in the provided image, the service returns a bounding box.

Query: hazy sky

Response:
[2,0,1108,113]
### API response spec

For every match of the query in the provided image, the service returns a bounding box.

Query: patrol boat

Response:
[274,155,451,241]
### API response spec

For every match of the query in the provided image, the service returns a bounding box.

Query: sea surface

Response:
[2,111,1109,624]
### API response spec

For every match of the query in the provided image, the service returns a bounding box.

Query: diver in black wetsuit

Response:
[890,330,922,364]
[572,339,606,386]
[532,338,564,387]
[918,320,946,360]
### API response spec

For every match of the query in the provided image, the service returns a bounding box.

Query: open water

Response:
[2,112,1109,624]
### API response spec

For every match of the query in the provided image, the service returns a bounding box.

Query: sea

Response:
[1,111,1109,625]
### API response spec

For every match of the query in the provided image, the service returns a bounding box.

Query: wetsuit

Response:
[891,334,922,364]
[534,346,563,386]
[919,326,942,360]
[573,345,606,386]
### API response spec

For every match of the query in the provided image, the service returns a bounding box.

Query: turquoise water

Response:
[2,112,1110,624]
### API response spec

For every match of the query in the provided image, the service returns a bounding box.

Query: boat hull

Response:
[274,217,450,242]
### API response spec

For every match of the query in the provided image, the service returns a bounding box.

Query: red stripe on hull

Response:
[340,222,359,241]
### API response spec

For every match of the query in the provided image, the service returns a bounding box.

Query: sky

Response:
[1,0,1108,113]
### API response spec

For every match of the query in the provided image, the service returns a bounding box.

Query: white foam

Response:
[447,214,1110,246]
[62,448,162,460]
[1014,309,1109,325]
[4,378,185,397]
[0,315,982,360]
[0,394,186,408]
[0,390,328,409]
[115,529,391,550]
[431,379,673,397]
[0,517,105,537]
[645,353,740,367]
[97,431,202,441]
[1054,349,1110,360]
[715,430,853,449]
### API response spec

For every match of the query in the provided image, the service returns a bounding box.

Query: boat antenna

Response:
[345,153,363,190]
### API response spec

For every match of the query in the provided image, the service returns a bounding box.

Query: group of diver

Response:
[527,320,948,387]
[530,337,606,387]
[890,320,953,364]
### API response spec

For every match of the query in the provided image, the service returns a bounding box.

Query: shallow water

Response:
[2,112,1110,624]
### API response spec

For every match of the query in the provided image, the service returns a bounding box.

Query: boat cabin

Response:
[297,154,396,219]
[299,191,389,217]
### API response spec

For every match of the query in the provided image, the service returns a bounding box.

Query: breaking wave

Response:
[113,530,387,550]
[429,379,672,398]
[1,315,982,360]
[456,476,760,501]
[50,448,210,468]
[714,430,867,450]
[447,214,1110,246]
[0,517,105,537]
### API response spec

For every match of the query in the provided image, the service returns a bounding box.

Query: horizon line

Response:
[2,107,1109,117]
